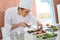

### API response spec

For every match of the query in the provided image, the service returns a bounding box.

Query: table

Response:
[10,32,57,40]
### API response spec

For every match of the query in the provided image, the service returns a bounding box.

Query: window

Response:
[35,0,55,27]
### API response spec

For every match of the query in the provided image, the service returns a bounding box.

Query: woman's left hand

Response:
[36,21,43,31]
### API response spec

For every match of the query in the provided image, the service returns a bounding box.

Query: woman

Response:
[4,0,43,40]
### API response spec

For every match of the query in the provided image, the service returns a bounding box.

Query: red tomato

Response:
[46,24,49,26]
[41,30,46,33]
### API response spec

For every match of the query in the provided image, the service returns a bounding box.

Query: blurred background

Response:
[0,0,60,40]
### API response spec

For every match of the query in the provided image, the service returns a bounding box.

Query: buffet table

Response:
[10,31,57,40]
[2,24,58,40]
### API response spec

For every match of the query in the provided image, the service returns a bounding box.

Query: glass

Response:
[10,32,24,40]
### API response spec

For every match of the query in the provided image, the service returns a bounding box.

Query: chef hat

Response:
[19,0,33,10]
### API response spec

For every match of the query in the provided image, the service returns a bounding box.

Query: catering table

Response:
[9,26,58,40]
[2,25,58,40]
[10,32,57,40]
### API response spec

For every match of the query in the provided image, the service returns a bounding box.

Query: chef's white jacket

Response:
[3,7,38,40]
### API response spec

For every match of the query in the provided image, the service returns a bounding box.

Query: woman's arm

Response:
[36,21,43,30]
[11,22,28,30]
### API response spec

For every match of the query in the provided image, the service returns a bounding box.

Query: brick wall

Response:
[0,0,19,39]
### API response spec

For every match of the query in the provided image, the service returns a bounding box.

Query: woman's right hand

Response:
[19,22,28,27]
[11,22,28,30]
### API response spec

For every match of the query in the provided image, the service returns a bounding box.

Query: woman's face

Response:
[18,7,30,17]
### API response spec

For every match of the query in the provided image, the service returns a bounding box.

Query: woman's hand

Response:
[36,21,43,31]
[11,22,29,30]
[19,22,28,27]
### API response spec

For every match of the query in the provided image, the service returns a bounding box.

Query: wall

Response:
[0,0,19,39]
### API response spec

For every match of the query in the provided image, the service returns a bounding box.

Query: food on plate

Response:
[27,29,46,34]
[36,32,57,39]
[36,30,46,34]
[27,30,36,33]
[51,25,58,31]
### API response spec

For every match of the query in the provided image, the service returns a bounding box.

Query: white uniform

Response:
[3,0,37,40]
[4,7,38,40]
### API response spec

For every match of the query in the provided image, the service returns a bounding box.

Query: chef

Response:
[3,0,43,40]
